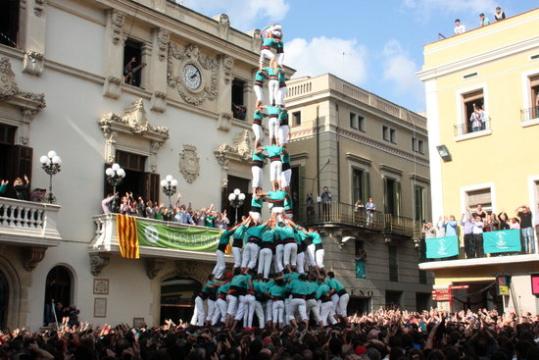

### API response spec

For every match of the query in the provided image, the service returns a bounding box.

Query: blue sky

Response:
[180,0,537,112]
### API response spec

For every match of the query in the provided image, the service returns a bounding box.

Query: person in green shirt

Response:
[276,66,287,106]
[0,179,8,195]
[264,105,280,146]
[258,219,275,280]
[275,221,297,272]
[212,280,230,326]
[277,107,289,146]
[263,188,288,218]
[232,217,249,270]
[268,275,287,328]
[227,269,252,329]
[253,274,269,329]
[306,273,321,324]
[291,224,309,274]
[316,275,337,327]
[280,147,291,192]
[241,219,268,271]
[288,273,310,328]
[212,223,242,280]
[253,69,268,107]
[327,271,349,321]
[251,147,266,195]
[249,189,264,225]
[308,228,324,270]
[252,105,267,147]
[264,143,284,191]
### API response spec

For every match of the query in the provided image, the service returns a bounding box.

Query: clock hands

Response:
[190,73,198,80]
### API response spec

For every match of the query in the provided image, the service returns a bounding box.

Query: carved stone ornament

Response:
[167,43,218,106]
[90,254,110,276]
[218,14,230,39]
[23,51,45,76]
[111,9,125,45]
[0,57,19,100]
[0,57,46,113]
[20,247,47,271]
[156,28,170,62]
[34,0,46,16]
[179,144,200,184]
[175,260,207,284]
[214,129,253,166]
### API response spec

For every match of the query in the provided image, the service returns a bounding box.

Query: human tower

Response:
[191,25,349,330]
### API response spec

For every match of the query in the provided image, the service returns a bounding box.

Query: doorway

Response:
[44,266,73,325]
[160,276,201,325]
[384,177,400,216]
[348,296,371,315]
[0,270,8,329]
[222,175,251,224]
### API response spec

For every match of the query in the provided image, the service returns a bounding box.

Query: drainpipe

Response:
[316,105,320,195]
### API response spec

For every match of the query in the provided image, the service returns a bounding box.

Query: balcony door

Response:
[160,277,201,325]
[43,266,73,325]
[0,270,8,329]
[384,177,401,217]
[0,124,32,198]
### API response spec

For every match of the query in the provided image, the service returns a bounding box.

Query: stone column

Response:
[244,79,254,122]
[149,28,169,112]
[22,0,48,76]
[103,9,126,99]
[216,55,234,131]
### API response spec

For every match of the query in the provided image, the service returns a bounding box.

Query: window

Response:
[382,126,389,141]
[292,111,301,127]
[358,115,365,131]
[231,79,246,120]
[352,168,370,204]
[464,187,492,213]
[525,75,539,120]
[412,138,417,152]
[390,129,396,143]
[388,245,398,282]
[385,290,402,308]
[461,89,486,134]
[350,112,358,129]
[384,177,401,216]
[412,138,425,154]
[416,292,431,311]
[123,39,144,87]
[418,270,427,284]
[0,0,19,48]
[414,185,425,222]
[44,266,73,325]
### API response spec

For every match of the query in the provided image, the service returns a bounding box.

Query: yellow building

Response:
[418,8,539,314]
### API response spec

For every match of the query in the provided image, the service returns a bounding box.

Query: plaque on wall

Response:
[94,298,107,318]
[93,279,109,295]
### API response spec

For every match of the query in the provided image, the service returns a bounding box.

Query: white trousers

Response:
[276,87,287,105]
[234,295,246,321]
[306,244,316,267]
[249,211,261,224]
[254,85,264,103]
[268,117,279,144]
[265,300,273,322]
[226,294,238,316]
[212,298,228,325]
[206,299,216,322]
[316,248,325,268]
[289,298,308,321]
[258,248,273,279]
[278,125,289,145]
[338,293,350,317]
[212,250,226,279]
[270,160,282,182]
[232,246,242,268]
[268,80,279,105]
[272,300,285,327]
[251,165,263,189]
[283,242,298,267]
[252,124,263,146]
[244,294,256,328]
[320,301,337,327]
[307,299,320,323]
[280,169,292,189]
[276,53,284,67]
[242,242,259,269]
[284,298,291,325]
[259,49,275,66]
[254,301,265,328]
[274,243,284,273]
[192,296,206,326]
[297,251,305,274]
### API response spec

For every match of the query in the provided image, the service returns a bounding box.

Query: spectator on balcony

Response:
[509,217,520,229]
[479,13,490,27]
[13,175,30,200]
[422,222,436,239]
[454,19,466,34]
[436,216,446,237]
[445,215,458,237]
[484,213,500,232]
[535,92,539,118]
[320,186,332,220]
[498,212,510,230]
[517,205,535,254]
[472,204,487,220]
[462,212,475,258]
[306,193,314,218]
[494,6,506,21]
[0,179,8,195]
[145,200,155,218]
[354,199,365,224]
[135,197,146,217]
[472,214,485,257]
[366,197,376,226]
[101,193,116,214]
[30,188,47,202]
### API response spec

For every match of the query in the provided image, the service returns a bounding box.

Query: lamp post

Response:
[228,188,245,224]
[160,175,178,210]
[39,150,62,204]
[105,163,126,213]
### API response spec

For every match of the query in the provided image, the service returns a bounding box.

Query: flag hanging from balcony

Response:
[426,236,459,259]
[483,229,521,254]
[116,214,140,259]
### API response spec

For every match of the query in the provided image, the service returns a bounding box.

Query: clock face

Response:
[183,64,202,91]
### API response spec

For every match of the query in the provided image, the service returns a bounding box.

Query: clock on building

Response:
[183,64,202,91]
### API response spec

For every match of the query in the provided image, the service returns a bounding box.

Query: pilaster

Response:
[216,54,234,131]
[103,9,126,99]
[22,0,47,76]
[149,28,169,112]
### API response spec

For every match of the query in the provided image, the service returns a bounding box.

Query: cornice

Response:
[379,165,403,176]
[410,174,430,184]
[345,153,372,166]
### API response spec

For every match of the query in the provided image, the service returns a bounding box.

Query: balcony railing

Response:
[454,119,491,136]
[521,107,539,122]
[299,201,420,238]
[0,196,62,246]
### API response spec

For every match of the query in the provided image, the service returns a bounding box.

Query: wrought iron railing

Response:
[454,118,491,136]
[521,107,539,122]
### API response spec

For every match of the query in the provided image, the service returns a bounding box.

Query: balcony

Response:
[0,197,62,247]
[300,202,420,238]
[521,107,539,127]
[90,214,231,263]
[454,119,492,141]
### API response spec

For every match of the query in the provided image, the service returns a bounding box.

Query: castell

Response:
[198,23,350,330]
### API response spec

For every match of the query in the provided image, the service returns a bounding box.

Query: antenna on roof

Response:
[438,33,447,40]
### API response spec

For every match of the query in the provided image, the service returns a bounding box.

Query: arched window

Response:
[0,270,8,329]
[160,276,200,325]
[43,266,73,325]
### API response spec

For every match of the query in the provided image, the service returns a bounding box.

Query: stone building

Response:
[285,74,433,312]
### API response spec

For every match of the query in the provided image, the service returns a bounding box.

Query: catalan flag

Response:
[116,214,140,259]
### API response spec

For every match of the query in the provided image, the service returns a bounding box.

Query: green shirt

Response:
[205,215,215,227]
[218,229,234,246]
[251,196,264,209]
[253,110,266,121]
[284,197,293,211]
[284,271,300,284]
[230,274,251,290]
[233,225,246,240]
[264,145,283,159]
[310,232,322,245]
[253,280,268,298]
[268,283,287,298]
[267,190,287,202]
[254,69,268,83]
[290,279,312,295]
[0,183,6,194]
[278,109,288,125]
[217,282,231,295]
[327,277,345,292]
[245,224,267,240]
[281,151,290,165]
[261,229,275,244]
[262,37,279,48]
[265,105,280,118]
[295,229,308,245]
[275,224,295,240]
[264,66,278,78]
[252,149,266,162]
[315,283,331,300]
[278,69,286,85]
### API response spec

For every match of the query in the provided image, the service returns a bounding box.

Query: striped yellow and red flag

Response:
[116,214,140,259]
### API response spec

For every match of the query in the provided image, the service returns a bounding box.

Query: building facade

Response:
[0,0,283,329]
[285,74,433,312]
[419,8,539,314]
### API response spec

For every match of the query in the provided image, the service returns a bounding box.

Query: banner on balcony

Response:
[483,229,521,254]
[116,214,140,259]
[136,219,220,253]
[426,236,459,259]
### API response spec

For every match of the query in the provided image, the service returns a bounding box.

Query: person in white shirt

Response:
[472,214,484,258]
[454,19,466,34]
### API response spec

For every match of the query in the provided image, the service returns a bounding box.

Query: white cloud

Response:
[179,0,289,30]
[403,0,498,15]
[382,40,424,109]
[285,37,368,85]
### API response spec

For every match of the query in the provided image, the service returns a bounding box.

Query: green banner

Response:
[483,229,521,254]
[355,260,366,279]
[137,219,221,253]
[426,236,459,259]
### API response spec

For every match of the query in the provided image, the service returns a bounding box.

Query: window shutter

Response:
[11,145,33,181]
[395,181,401,217]
[144,173,160,204]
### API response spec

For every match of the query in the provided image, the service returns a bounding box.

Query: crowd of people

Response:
[422,204,537,258]
[0,175,50,202]
[454,6,507,35]
[3,308,539,359]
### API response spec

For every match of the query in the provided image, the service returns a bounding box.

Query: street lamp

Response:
[160,175,178,210]
[228,188,245,224]
[105,163,126,213]
[39,150,62,204]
